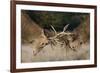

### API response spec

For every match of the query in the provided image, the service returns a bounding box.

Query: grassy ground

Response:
[21,42,90,63]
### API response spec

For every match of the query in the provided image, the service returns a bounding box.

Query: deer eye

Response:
[29,40,34,43]
[41,43,45,46]
[80,42,82,45]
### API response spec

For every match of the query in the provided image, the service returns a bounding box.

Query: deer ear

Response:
[43,29,52,38]
[41,29,47,36]
[29,40,35,44]
[41,29,44,34]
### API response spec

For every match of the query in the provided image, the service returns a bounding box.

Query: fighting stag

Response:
[48,24,79,52]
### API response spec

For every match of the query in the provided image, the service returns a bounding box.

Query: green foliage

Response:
[24,10,89,31]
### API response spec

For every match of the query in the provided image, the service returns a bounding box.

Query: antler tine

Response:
[63,24,69,32]
[50,25,57,35]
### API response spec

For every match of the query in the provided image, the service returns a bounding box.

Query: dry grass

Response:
[21,41,89,62]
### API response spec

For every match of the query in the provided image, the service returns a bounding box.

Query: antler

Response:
[50,25,57,35]
[63,24,69,32]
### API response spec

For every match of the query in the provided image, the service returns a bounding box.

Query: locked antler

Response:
[63,24,69,32]
[49,24,76,52]
[50,25,57,35]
